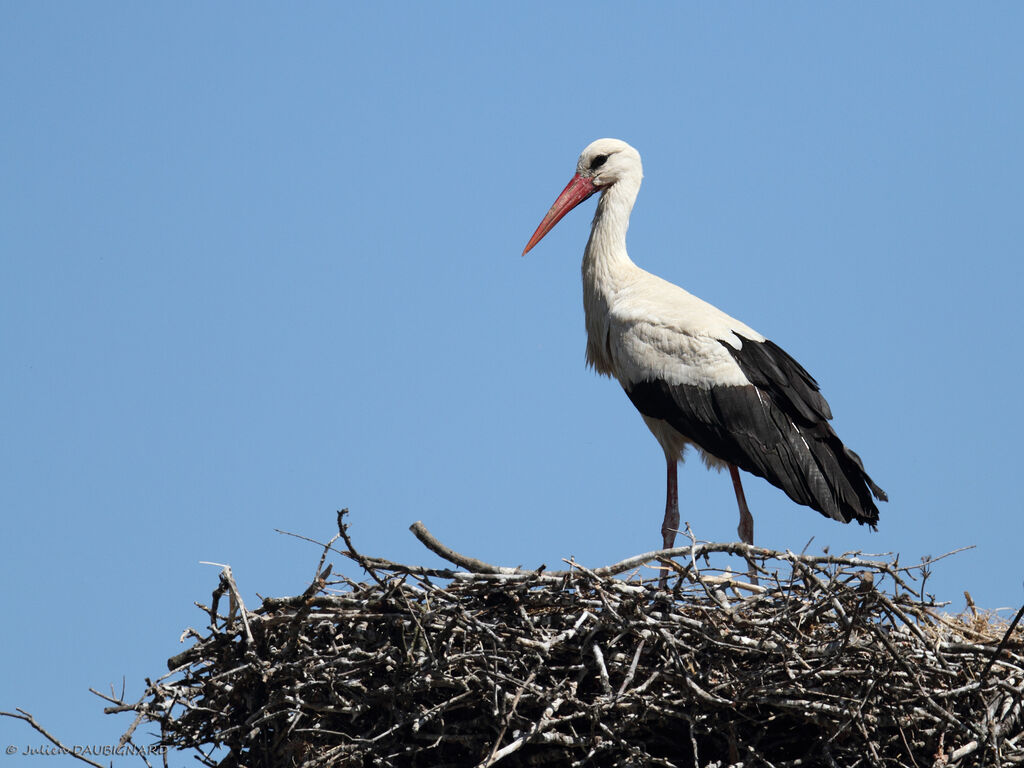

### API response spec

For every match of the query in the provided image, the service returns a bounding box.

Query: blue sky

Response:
[3,2,1023,758]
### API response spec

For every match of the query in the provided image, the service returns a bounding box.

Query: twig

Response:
[476,695,566,767]
[483,670,538,766]
[0,709,106,768]
[198,562,255,648]
[409,520,520,574]
[982,602,1024,679]
[337,508,388,587]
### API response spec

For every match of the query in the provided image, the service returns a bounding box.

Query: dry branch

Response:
[98,512,1023,767]
[0,709,107,768]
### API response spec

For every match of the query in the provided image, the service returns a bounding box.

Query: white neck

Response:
[581,174,642,373]
[584,175,640,272]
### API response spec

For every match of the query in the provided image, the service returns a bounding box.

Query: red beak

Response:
[522,173,598,255]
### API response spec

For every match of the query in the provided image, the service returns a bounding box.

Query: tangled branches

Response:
[101,512,1024,767]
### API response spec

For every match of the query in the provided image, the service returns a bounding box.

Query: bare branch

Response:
[409,520,521,574]
[0,709,105,768]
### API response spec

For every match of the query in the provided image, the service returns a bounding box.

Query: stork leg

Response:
[662,458,680,548]
[659,458,679,589]
[728,464,753,545]
[728,463,758,585]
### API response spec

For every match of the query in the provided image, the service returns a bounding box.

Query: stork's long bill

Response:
[521,138,886,574]
[522,173,597,255]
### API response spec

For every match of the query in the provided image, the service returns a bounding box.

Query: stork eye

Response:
[590,154,609,171]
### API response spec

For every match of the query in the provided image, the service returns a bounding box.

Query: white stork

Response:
[523,138,886,561]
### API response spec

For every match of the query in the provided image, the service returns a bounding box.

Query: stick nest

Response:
[103,512,1024,767]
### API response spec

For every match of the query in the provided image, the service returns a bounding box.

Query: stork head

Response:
[523,138,643,255]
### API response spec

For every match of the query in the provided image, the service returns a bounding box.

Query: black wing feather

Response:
[624,334,886,527]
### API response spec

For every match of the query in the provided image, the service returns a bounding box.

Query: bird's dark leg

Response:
[729,463,753,544]
[662,458,679,548]
[729,463,758,585]
[659,459,679,589]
